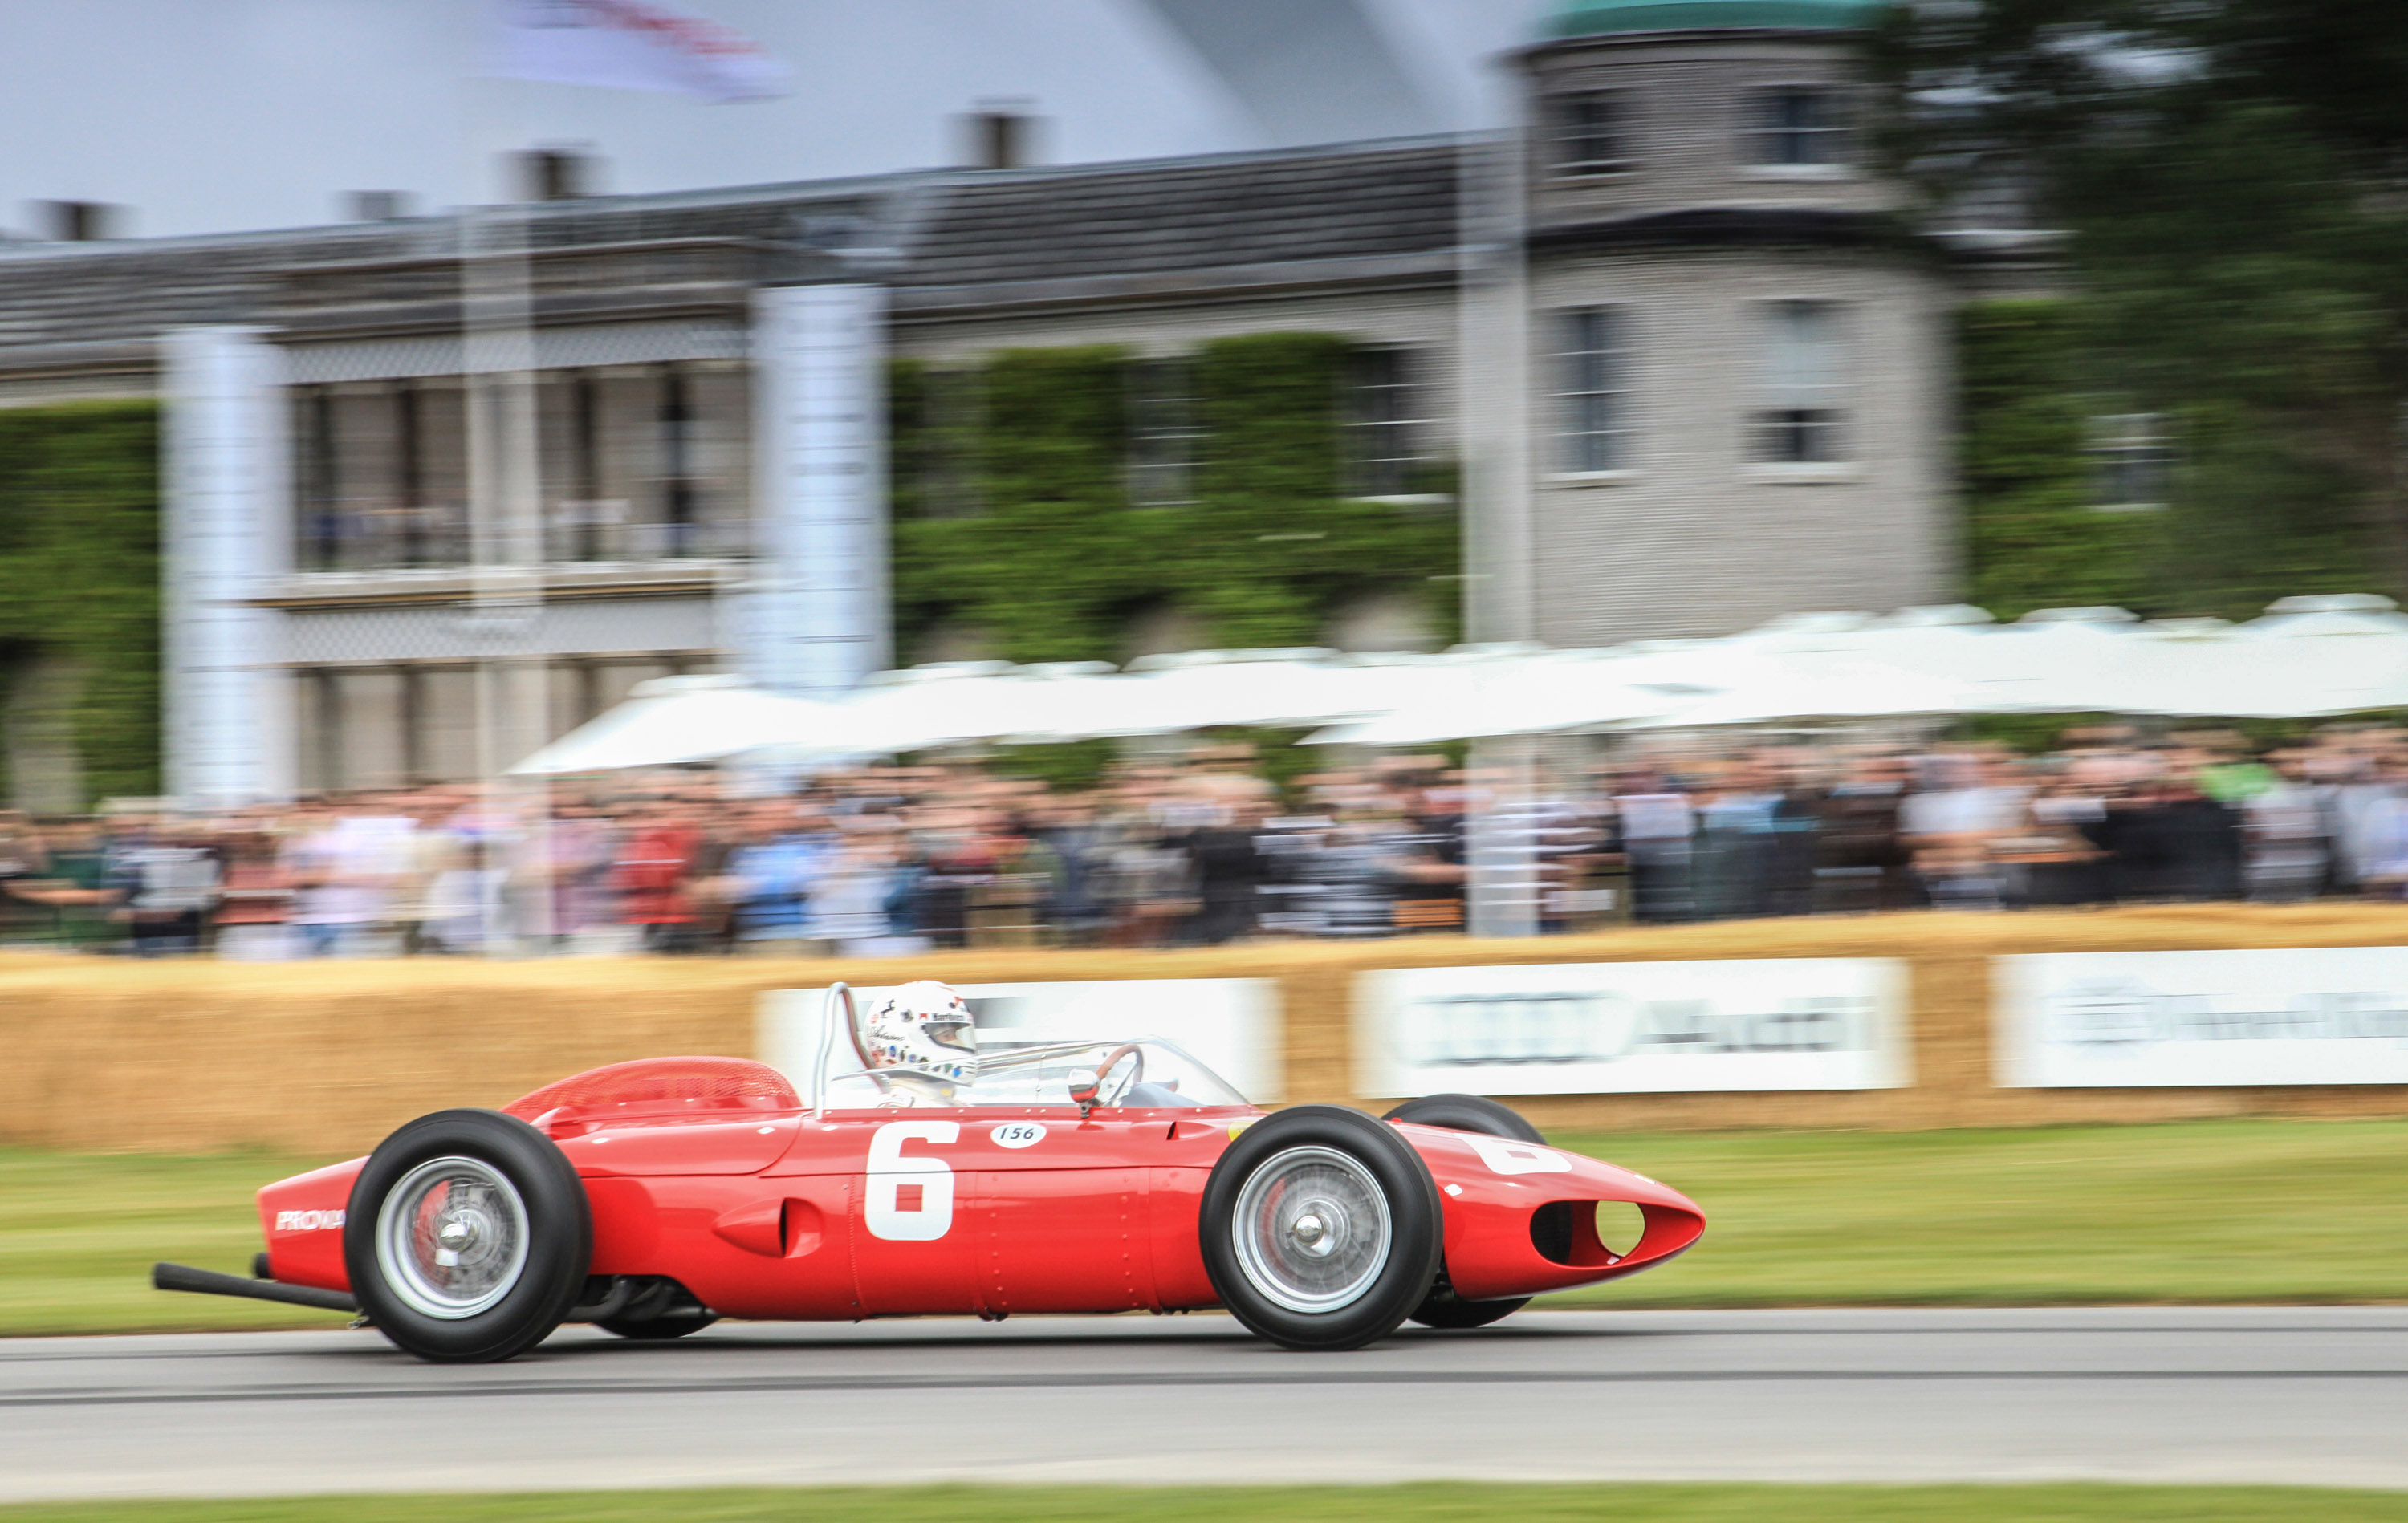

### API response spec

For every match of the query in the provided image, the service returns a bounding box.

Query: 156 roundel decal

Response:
[990,1122,1045,1149]
[864,1120,958,1241]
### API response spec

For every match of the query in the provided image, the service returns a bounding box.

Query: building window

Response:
[1556,308,1630,474]
[2089,413,2170,510]
[1344,347,1427,497]
[1751,87,1848,167]
[1550,91,1631,177]
[291,380,470,573]
[538,359,751,562]
[295,360,749,575]
[1127,359,1200,506]
[1755,300,1846,465]
[913,366,986,518]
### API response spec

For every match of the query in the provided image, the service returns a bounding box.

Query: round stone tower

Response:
[1510,0,1952,645]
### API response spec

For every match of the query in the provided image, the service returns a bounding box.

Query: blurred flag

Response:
[489,0,791,103]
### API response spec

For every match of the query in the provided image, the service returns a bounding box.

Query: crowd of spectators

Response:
[5,724,2408,959]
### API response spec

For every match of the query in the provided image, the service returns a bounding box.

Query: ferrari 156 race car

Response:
[155,981,1703,1363]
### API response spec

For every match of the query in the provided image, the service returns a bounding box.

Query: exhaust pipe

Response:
[152,1261,357,1314]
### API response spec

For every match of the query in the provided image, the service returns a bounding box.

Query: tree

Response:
[1878,2,2408,611]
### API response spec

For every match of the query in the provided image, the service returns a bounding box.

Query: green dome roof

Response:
[1547,0,1885,39]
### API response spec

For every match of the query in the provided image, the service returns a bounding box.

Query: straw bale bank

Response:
[8,904,2408,1156]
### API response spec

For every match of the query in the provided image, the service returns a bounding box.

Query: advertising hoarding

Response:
[1995,948,2408,1087]
[1355,958,1910,1098]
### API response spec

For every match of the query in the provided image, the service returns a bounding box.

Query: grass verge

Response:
[5,1116,2406,1336]
[5,1486,2408,1523]
[1543,1116,2408,1307]
[0,1147,336,1336]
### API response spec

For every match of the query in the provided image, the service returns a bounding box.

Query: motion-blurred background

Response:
[6,2,2408,1517]
[10,0,2408,955]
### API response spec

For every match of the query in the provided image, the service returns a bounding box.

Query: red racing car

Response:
[156,981,1703,1362]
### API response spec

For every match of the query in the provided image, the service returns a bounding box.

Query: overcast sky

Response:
[0,0,1541,241]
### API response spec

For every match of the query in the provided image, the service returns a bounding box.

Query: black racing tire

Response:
[1383,1094,1543,1330]
[1381,1093,1545,1144]
[1409,1277,1527,1330]
[1201,1106,1442,1352]
[344,1108,592,1363]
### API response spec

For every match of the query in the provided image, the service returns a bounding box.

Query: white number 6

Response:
[865,1120,958,1241]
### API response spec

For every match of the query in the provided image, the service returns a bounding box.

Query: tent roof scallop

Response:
[1546,0,1886,38]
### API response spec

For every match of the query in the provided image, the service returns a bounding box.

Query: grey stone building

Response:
[0,0,1989,802]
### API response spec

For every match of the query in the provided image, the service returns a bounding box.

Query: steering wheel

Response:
[1093,1043,1145,1106]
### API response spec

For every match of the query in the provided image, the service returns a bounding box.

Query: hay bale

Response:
[8,904,2408,1154]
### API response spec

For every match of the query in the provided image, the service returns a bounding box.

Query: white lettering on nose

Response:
[274,1209,347,1232]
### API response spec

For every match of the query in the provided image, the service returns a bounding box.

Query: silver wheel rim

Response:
[376,1155,530,1320]
[1230,1144,1392,1314]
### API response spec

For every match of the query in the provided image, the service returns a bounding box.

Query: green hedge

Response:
[0,401,161,806]
[892,333,1459,666]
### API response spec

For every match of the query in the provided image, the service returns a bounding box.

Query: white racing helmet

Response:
[859,981,978,1100]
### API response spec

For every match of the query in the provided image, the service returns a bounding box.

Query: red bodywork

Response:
[258,1058,1703,1319]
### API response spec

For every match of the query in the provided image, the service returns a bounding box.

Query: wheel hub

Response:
[1230,1145,1393,1314]
[376,1156,531,1320]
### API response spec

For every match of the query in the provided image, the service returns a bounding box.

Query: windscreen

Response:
[818,1037,1249,1109]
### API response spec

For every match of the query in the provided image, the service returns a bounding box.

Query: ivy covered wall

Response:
[890,332,1460,666]
[0,401,161,809]
[18,309,2380,810]
[1962,299,2375,622]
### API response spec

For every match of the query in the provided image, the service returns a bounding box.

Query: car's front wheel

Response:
[344,1108,592,1363]
[1201,1106,1441,1351]
[1383,1094,1544,1330]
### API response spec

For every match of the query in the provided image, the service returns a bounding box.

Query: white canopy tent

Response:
[1621,657,1994,730]
[1306,651,1703,745]
[506,676,864,775]
[832,662,1126,752]
[503,597,2408,774]
[1098,648,1538,738]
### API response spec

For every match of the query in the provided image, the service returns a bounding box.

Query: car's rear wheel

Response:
[1201,1106,1441,1351]
[1383,1094,1544,1330]
[344,1109,591,1363]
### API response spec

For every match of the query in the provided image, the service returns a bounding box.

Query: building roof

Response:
[894,141,1458,290]
[1545,0,1885,39]
[0,139,1464,363]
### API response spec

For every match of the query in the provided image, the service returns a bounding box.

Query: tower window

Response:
[1754,300,1846,465]
[1557,307,1631,473]
[1751,87,1848,167]
[1551,91,1632,177]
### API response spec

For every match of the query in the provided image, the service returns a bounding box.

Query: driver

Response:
[860,980,978,1107]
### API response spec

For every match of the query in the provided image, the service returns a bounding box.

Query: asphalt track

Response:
[3,1308,2406,1500]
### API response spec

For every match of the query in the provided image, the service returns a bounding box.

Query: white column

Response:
[161,327,291,804]
[1457,126,1540,938]
[739,284,891,699]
